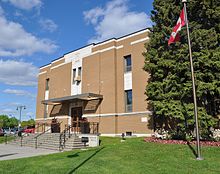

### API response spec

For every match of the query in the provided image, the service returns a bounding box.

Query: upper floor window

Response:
[45,78,49,91]
[124,55,132,72]
[125,89,132,112]
[78,67,81,77]
[72,68,76,84]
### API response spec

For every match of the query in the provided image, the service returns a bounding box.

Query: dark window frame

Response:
[78,67,82,76]
[124,55,132,73]
[45,78,49,91]
[125,89,132,112]
[72,68,76,84]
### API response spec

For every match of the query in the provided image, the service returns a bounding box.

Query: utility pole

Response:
[16,105,26,128]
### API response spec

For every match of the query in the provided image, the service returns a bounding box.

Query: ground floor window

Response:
[125,89,132,112]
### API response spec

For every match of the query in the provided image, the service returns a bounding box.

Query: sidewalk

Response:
[0,144,58,161]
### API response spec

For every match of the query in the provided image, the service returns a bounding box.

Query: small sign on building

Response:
[141,117,148,122]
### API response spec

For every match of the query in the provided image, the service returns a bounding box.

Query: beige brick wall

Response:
[36,29,152,134]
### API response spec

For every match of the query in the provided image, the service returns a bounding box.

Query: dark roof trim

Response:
[51,56,65,63]
[63,43,95,56]
[39,63,51,69]
[94,27,150,46]
[42,93,103,105]
[39,28,150,69]
[39,44,95,69]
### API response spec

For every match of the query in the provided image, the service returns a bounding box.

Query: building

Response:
[36,28,153,136]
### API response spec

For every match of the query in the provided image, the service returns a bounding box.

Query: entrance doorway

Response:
[71,107,82,132]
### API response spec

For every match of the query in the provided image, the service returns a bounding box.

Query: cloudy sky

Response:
[0,0,153,120]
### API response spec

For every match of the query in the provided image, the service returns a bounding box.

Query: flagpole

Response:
[182,0,203,160]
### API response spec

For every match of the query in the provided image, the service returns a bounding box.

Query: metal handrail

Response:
[35,127,52,149]
[20,125,37,147]
[35,123,45,132]
[71,121,99,134]
[59,124,71,151]
[35,123,46,133]
[35,127,52,138]
[4,133,17,144]
[5,125,36,146]
[35,121,62,149]
[59,130,64,151]
[35,122,53,133]
[59,121,99,151]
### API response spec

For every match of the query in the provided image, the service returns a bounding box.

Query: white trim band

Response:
[130,37,149,45]
[38,71,47,75]
[118,29,150,41]
[83,111,152,118]
[40,45,124,71]
[35,116,70,121]
[51,57,64,64]
[91,45,123,55]
[39,64,51,70]
[50,62,66,70]
[92,29,149,48]
[93,39,116,48]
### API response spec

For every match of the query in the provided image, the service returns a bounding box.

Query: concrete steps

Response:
[36,133,61,150]
[7,133,86,151]
[63,135,87,150]
[8,134,36,147]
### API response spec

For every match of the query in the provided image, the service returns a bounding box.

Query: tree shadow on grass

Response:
[0,153,18,158]
[187,141,197,158]
[67,153,79,158]
[67,147,105,174]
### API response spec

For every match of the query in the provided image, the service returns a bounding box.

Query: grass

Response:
[0,136,5,143]
[0,135,15,144]
[0,137,219,174]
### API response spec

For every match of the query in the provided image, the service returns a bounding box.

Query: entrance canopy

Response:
[42,93,103,105]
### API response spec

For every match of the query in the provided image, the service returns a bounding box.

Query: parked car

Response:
[23,126,35,134]
[10,129,17,135]
[3,128,11,135]
[0,128,5,136]
[17,128,24,137]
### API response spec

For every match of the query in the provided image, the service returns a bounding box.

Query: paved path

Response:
[0,144,58,161]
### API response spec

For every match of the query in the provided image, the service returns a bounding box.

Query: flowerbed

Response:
[144,137,220,147]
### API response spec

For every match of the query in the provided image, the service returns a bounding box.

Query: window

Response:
[124,55,132,72]
[78,67,81,76]
[45,78,49,91]
[125,90,132,112]
[72,69,76,84]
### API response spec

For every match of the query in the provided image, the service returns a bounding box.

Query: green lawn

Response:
[0,136,5,143]
[0,135,15,144]
[0,136,8,144]
[0,137,219,174]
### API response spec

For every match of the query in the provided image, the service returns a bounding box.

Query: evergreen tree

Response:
[144,0,220,140]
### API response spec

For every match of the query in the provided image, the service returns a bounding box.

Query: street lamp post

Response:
[16,105,26,128]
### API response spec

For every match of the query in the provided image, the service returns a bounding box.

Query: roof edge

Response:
[39,28,150,70]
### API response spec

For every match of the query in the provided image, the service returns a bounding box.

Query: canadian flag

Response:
[168,8,186,45]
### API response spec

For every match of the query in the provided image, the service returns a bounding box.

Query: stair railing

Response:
[35,122,50,133]
[19,124,40,147]
[19,123,45,148]
[59,121,99,151]
[35,121,62,149]
[34,127,52,149]
[59,124,70,151]
[71,121,99,134]
[4,133,17,144]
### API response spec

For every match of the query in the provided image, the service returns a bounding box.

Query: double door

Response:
[71,107,82,132]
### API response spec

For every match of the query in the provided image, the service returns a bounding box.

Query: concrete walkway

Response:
[0,144,58,161]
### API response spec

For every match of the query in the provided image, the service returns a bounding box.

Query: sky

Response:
[0,0,154,121]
